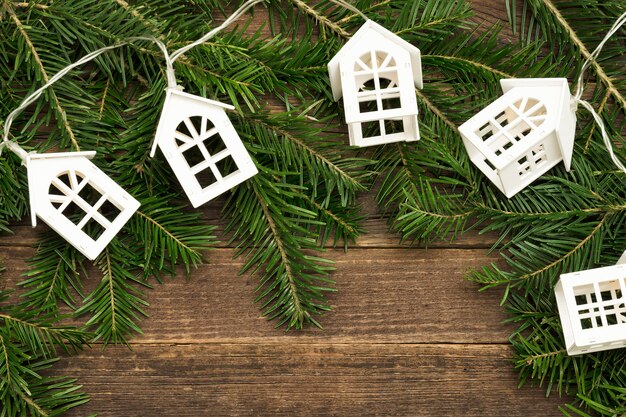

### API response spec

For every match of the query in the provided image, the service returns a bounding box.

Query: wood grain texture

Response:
[1,241,510,343]
[0,1,572,416]
[49,344,565,417]
[1,246,511,344]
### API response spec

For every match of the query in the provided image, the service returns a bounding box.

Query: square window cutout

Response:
[495,110,510,127]
[518,156,531,176]
[362,121,382,139]
[203,132,227,156]
[97,199,122,223]
[383,119,404,135]
[359,99,378,114]
[182,145,205,169]
[83,217,106,241]
[62,201,87,225]
[215,155,239,178]
[477,122,494,141]
[381,97,401,110]
[196,167,218,189]
[78,182,103,206]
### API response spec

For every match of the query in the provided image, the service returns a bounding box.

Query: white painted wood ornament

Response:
[151,88,258,208]
[145,1,262,207]
[458,78,576,198]
[0,42,146,261]
[27,152,140,260]
[328,20,423,147]
[555,252,626,355]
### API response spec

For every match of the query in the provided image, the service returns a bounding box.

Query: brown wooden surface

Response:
[0,1,572,416]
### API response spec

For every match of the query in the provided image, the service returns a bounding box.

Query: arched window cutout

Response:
[474,97,547,158]
[354,51,397,72]
[48,170,123,241]
[174,115,240,190]
[354,50,401,117]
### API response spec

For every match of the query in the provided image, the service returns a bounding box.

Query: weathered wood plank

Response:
[51,343,565,417]
[131,247,510,344]
[2,246,512,344]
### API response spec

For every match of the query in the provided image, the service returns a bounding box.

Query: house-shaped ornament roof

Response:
[151,87,258,208]
[328,20,423,102]
[500,78,576,171]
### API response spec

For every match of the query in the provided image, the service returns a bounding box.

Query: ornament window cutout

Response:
[48,172,120,241]
[27,152,140,260]
[174,116,240,189]
[458,78,576,198]
[555,255,626,355]
[151,88,258,208]
[517,144,549,178]
[355,51,401,116]
[328,20,423,147]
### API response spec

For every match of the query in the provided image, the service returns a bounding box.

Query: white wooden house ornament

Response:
[151,88,258,208]
[458,78,577,198]
[27,151,140,260]
[328,20,423,147]
[555,252,626,355]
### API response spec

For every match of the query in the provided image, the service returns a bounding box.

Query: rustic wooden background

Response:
[0,1,572,416]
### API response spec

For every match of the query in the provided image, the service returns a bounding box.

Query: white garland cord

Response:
[152,37,176,88]
[327,0,369,21]
[574,11,626,101]
[0,36,161,159]
[578,100,626,173]
[573,11,626,173]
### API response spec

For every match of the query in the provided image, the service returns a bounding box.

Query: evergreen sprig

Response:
[2,0,626,415]
[0,281,90,417]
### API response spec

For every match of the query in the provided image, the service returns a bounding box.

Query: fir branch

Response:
[0,333,14,385]
[129,195,217,277]
[243,113,365,192]
[76,242,151,346]
[113,0,153,24]
[18,391,48,417]
[225,172,336,330]
[7,5,79,150]
[135,211,199,261]
[521,348,567,367]
[423,54,513,78]
[309,196,364,249]
[252,184,306,322]
[20,235,82,313]
[289,0,351,38]
[538,0,626,112]
[0,271,89,417]
[97,78,110,120]
[476,203,607,217]
[520,214,606,279]
[12,2,49,10]
[0,356,89,417]
[415,88,458,132]
[0,313,87,357]
[336,0,393,24]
